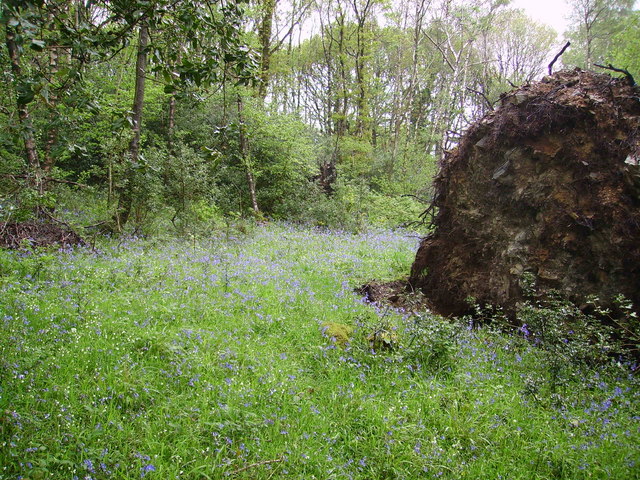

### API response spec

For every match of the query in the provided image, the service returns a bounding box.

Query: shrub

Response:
[400,313,459,375]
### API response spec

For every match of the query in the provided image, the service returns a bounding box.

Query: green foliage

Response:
[609,11,640,78]
[296,179,427,232]
[463,277,639,400]
[147,141,223,235]
[244,105,316,217]
[0,242,59,287]
[338,136,375,180]
[563,0,636,68]
[1,224,638,480]
[516,296,618,393]
[400,313,459,376]
[55,185,110,230]
[516,273,634,363]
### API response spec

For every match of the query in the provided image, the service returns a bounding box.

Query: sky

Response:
[511,0,571,35]
[514,0,640,35]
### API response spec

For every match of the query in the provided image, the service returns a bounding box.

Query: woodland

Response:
[2,2,640,479]
[1,0,638,234]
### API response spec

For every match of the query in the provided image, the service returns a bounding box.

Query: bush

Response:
[297,179,427,232]
[400,313,459,375]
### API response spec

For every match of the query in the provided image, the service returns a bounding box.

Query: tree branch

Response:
[548,41,570,75]
[594,63,636,86]
[466,87,494,111]
[423,32,455,73]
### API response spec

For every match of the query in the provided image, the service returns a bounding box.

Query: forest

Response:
[2,1,640,479]
[1,0,638,233]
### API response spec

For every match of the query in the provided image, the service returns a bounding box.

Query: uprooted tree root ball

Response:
[0,221,86,249]
[409,69,640,318]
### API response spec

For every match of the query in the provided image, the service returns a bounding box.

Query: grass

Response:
[0,222,638,480]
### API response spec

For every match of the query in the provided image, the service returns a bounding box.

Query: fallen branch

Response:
[594,63,636,86]
[229,457,284,476]
[548,41,571,75]
[40,207,76,233]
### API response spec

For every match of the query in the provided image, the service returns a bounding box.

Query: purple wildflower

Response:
[141,464,156,477]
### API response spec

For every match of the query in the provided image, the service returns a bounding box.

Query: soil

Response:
[408,69,640,318]
[0,221,86,249]
[357,280,431,313]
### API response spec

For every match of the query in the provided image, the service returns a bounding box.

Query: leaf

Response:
[30,39,45,51]
[16,84,35,106]
[56,66,71,78]
[39,86,49,104]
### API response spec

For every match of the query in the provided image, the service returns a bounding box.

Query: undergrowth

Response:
[1,223,638,479]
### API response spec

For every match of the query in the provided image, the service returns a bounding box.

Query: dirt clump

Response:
[409,69,640,318]
[0,221,86,249]
[357,280,431,313]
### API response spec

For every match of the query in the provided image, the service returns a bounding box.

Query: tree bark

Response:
[43,44,60,175]
[113,20,149,231]
[258,0,277,100]
[5,24,42,195]
[236,95,260,214]
[129,21,148,168]
[351,0,374,139]
[167,93,176,150]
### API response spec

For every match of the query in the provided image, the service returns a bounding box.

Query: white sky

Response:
[511,0,571,34]
[512,0,640,35]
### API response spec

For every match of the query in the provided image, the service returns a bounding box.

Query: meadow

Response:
[0,223,638,479]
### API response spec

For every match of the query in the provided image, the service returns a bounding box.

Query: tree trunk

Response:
[258,0,277,100]
[351,0,374,139]
[354,31,368,137]
[5,24,42,196]
[236,94,260,214]
[129,21,148,170]
[42,1,69,178]
[43,44,60,175]
[113,20,149,231]
[336,14,348,138]
[167,93,176,150]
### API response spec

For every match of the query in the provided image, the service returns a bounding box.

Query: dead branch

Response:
[40,207,75,232]
[594,63,636,86]
[548,41,571,75]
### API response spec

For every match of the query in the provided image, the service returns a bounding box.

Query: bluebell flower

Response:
[84,459,95,474]
[141,464,156,477]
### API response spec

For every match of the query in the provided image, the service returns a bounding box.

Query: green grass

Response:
[1,223,638,479]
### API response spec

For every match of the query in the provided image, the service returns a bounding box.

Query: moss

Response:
[321,322,353,347]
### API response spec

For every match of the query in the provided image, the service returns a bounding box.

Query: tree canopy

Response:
[1,0,638,232]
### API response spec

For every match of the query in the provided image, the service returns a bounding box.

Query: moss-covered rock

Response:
[321,322,353,347]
